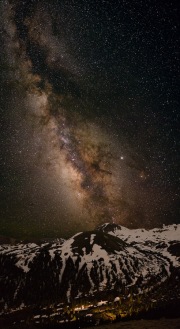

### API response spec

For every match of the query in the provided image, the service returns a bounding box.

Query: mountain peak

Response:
[0,223,179,316]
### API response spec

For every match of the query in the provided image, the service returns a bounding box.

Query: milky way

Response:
[0,0,179,238]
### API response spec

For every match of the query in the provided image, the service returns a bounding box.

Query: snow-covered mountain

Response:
[98,223,180,267]
[0,224,179,314]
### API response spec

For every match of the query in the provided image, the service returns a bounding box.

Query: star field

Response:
[0,0,179,238]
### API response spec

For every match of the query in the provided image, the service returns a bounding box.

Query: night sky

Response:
[0,0,179,239]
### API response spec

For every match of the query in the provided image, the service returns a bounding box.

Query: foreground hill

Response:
[0,224,179,327]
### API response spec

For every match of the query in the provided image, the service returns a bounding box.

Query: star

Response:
[0,0,179,238]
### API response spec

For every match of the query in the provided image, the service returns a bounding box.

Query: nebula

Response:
[0,0,179,238]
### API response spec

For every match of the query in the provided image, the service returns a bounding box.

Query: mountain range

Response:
[0,223,180,325]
